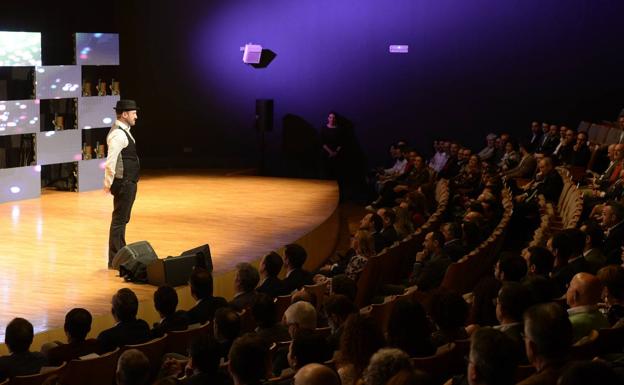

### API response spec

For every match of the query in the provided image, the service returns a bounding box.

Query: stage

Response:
[0,171,339,349]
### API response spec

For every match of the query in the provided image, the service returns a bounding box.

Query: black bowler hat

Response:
[114,99,139,112]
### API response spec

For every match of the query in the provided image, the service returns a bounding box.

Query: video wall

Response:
[0,32,120,203]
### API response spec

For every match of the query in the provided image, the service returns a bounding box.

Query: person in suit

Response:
[527,121,543,152]
[515,157,563,207]
[116,349,150,385]
[440,221,465,262]
[151,285,189,338]
[293,363,340,385]
[601,202,624,265]
[229,263,260,311]
[579,221,607,273]
[0,318,48,380]
[359,213,387,252]
[186,267,228,325]
[494,282,534,363]
[228,334,271,385]
[518,303,572,385]
[257,252,287,298]
[377,207,399,247]
[463,328,519,385]
[182,335,232,385]
[45,308,100,366]
[409,230,452,291]
[251,293,290,345]
[535,124,559,156]
[282,244,314,293]
[214,307,242,362]
[97,288,151,353]
[548,229,591,297]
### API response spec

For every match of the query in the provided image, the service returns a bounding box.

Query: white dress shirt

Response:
[104,120,135,189]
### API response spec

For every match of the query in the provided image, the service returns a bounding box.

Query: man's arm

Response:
[103,130,127,192]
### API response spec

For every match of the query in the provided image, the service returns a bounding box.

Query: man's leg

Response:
[108,180,137,266]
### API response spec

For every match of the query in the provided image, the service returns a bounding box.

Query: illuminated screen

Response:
[35,65,81,99]
[36,130,82,165]
[77,95,119,129]
[0,166,41,203]
[75,33,119,65]
[0,99,40,136]
[0,31,42,66]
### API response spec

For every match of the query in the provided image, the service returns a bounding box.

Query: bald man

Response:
[294,364,340,385]
[566,273,609,342]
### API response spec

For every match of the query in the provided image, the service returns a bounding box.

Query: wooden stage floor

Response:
[0,172,338,340]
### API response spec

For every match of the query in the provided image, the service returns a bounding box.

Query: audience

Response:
[429,290,469,348]
[257,252,287,298]
[282,244,314,293]
[557,360,621,385]
[285,329,329,377]
[229,262,260,311]
[324,294,358,351]
[214,307,242,362]
[0,318,48,380]
[116,349,150,385]
[228,334,271,385]
[97,288,151,353]
[251,293,290,345]
[151,285,189,338]
[596,265,624,326]
[363,348,412,385]
[45,307,99,366]
[186,267,228,325]
[494,282,533,362]
[565,272,609,342]
[293,363,340,385]
[518,302,573,385]
[182,334,232,385]
[386,298,435,358]
[336,313,385,385]
[409,230,452,291]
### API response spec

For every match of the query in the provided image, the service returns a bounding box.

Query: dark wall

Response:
[4,0,624,171]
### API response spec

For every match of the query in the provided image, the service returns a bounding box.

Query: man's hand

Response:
[415,251,427,262]
[104,186,111,194]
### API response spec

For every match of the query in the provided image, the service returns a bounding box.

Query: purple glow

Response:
[33,165,41,172]
[99,161,106,170]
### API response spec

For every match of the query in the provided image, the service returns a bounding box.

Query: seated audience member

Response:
[601,202,624,265]
[386,299,435,358]
[257,252,287,298]
[97,288,151,353]
[229,262,260,311]
[228,334,271,385]
[394,206,415,239]
[336,313,385,385]
[377,207,399,247]
[186,267,228,325]
[451,154,482,197]
[515,157,563,204]
[409,231,451,291]
[579,221,607,273]
[282,244,314,293]
[466,277,501,327]
[548,231,590,297]
[183,334,231,385]
[214,307,242,362]
[440,221,465,262]
[494,282,533,362]
[0,318,48,380]
[330,274,357,302]
[527,121,543,152]
[498,139,520,171]
[566,273,609,342]
[477,134,497,163]
[522,246,555,279]
[494,252,528,282]
[429,290,469,347]
[501,141,536,179]
[293,363,340,385]
[570,131,591,167]
[429,140,449,173]
[251,293,290,345]
[360,213,388,253]
[535,124,560,156]
[557,360,621,385]
[518,302,573,385]
[362,348,412,385]
[151,285,189,338]
[450,328,518,385]
[324,294,357,351]
[284,329,330,378]
[283,301,317,338]
[116,349,150,385]
[291,289,318,309]
[596,265,624,326]
[46,308,99,366]
[440,142,463,179]
[522,275,556,305]
[344,229,376,281]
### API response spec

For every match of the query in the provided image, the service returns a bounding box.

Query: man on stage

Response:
[104,100,140,268]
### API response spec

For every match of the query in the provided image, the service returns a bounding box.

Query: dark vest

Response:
[118,127,140,182]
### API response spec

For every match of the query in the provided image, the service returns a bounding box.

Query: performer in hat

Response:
[104,99,140,268]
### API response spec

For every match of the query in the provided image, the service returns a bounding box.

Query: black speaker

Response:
[147,254,198,287]
[256,99,273,132]
[181,244,213,273]
[111,241,158,282]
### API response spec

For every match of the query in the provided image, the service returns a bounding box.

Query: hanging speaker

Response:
[256,99,273,132]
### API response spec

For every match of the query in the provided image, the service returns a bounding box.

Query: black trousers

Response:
[108,179,137,264]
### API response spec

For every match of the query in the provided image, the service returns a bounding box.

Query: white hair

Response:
[363,348,412,385]
[284,301,317,330]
